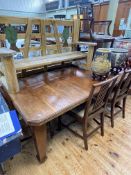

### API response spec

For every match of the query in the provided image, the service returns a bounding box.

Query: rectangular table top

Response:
[10,67,97,126]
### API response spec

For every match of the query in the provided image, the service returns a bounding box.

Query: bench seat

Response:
[0,51,87,75]
[14,51,87,71]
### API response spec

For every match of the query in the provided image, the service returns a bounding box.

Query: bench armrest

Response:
[75,42,97,47]
[0,48,19,93]
[0,48,16,58]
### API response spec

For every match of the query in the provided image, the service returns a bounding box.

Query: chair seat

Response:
[80,32,114,41]
[108,91,127,103]
[108,92,114,102]
[72,104,85,118]
[72,103,94,118]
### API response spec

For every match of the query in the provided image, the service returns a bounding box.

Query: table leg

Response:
[32,124,47,163]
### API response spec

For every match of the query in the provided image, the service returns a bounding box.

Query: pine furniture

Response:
[0,16,97,93]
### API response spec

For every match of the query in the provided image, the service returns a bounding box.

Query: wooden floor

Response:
[5,96,131,175]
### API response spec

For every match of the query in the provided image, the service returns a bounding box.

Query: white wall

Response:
[0,0,109,18]
[0,0,45,17]
[45,8,77,19]
[0,0,76,19]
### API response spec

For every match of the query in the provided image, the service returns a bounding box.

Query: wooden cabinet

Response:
[93,3,109,21]
[114,0,131,36]
[93,0,131,36]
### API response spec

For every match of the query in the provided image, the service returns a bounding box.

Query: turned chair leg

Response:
[111,105,115,128]
[83,124,88,150]
[57,117,62,131]
[122,97,126,118]
[83,134,88,150]
[48,122,54,138]
[100,113,104,136]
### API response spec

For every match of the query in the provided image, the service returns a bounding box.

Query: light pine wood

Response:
[4,96,131,175]
[0,16,96,60]
[23,19,32,58]
[1,56,19,93]
[53,20,61,53]
[0,16,96,90]
[73,19,80,44]
[72,19,80,51]
[40,20,46,56]
[0,16,28,25]
[0,62,4,74]
[76,42,97,47]
[0,47,16,57]
[14,51,87,71]
[74,42,97,70]
[55,20,74,26]
[1,49,95,92]
[0,48,19,93]
[86,45,95,70]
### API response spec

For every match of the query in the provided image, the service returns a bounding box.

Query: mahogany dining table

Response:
[10,66,97,163]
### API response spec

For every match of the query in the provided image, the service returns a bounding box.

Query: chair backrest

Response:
[77,3,94,19]
[0,16,80,57]
[115,69,131,98]
[84,75,119,117]
[80,18,93,34]
[79,19,112,42]
[0,83,14,110]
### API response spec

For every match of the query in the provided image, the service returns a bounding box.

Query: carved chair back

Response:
[84,75,119,119]
[116,69,131,98]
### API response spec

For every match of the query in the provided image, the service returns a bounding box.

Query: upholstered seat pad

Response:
[72,103,94,118]
[72,103,85,118]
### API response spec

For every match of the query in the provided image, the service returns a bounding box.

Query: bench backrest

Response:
[0,16,80,58]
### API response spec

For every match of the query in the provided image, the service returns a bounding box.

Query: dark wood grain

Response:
[10,67,97,162]
[10,67,96,126]
[32,125,47,163]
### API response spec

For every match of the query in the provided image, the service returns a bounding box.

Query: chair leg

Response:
[122,98,126,118]
[82,123,88,150]
[48,122,54,138]
[111,105,115,128]
[83,133,88,150]
[100,113,104,136]
[57,117,62,131]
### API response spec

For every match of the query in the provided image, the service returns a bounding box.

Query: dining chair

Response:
[106,69,131,128]
[61,75,118,150]
[79,18,115,51]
